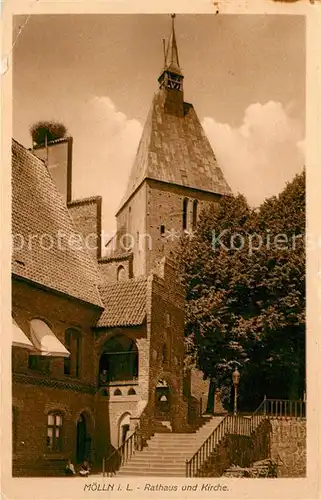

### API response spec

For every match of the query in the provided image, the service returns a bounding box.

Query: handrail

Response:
[259,398,306,419]
[186,398,306,477]
[102,426,147,477]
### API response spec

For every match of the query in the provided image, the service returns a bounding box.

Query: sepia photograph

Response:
[9,11,307,484]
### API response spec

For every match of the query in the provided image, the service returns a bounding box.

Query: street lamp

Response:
[232,367,240,416]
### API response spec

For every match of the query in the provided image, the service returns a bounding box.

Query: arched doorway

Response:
[76,413,91,463]
[118,413,131,447]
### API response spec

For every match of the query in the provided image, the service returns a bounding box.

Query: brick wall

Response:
[98,255,133,282]
[12,278,101,475]
[145,179,220,275]
[269,418,306,477]
[12,278,101,385]
[146,259,188,432]
[68,196,102,260]
[115,179,220,279]
[12,382,96,476]
[115,185,147,277]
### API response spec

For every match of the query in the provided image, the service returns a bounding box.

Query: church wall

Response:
[145,179,220,274]
[116,184,147,278]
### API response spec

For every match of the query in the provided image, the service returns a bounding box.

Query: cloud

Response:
[202,101,305,207]
[70,96,142,235]
[65,98,304,237]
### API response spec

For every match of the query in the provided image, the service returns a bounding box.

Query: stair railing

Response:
[102,425,147,477]
[185,413,266,477]
[186,398,306,477]
[259,398,306,419]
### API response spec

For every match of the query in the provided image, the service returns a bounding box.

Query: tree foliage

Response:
[31,121,67,145]
[178,172,305,410]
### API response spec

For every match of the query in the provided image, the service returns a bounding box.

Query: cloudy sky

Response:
[13,14,305,234]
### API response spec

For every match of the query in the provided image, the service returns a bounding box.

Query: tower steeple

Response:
[158,14,184,92]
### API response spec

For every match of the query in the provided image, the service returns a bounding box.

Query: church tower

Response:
[109,14,232,278]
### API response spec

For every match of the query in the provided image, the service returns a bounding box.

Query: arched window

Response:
[128,388,136,395]
[64,329,81,378]
[114,389,122,396]
[182,198,189,231]
[192,200,198,231]
[47,412,63,452]
[117,265,126,281]
[99,335,138,384]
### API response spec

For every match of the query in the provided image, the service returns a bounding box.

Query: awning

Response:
[12,318,34,349]
[29,319,70,358]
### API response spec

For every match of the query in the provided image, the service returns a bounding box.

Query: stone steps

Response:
[115,415,224,477]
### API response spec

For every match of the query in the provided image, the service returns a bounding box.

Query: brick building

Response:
[11,15,231,476]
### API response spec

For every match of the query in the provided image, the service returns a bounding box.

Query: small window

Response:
[28,354,49,373]
[47,412,63,452]
[128,388,136,396]
[114,389,122,396]
[117,265,126,281]
[160,225,165,236]
[165,312,171,328]
[182,198,188,231]
[162,344,167,364]
[192,200,198,231]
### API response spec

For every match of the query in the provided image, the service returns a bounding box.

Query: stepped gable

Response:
[119,91,232,210]
[97,278,147,327]
[12,139,103,307]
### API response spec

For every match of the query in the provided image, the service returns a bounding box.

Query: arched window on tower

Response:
[192,200,198,231]
[182,198,189,231]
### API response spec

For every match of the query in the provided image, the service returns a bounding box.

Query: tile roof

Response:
[12,139,103,307]
[119,91,232,210]
[96,278,147,327]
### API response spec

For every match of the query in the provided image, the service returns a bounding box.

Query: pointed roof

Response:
[118,92,232,210]
[164,14,182,76]
[12,139,103,308]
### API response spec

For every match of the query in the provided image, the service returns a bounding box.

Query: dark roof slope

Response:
[12,139,103,307]
[97,278,147,327]
[119,91,232,209]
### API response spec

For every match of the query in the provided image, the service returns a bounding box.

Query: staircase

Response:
[117,416,224,477]
[101,399,306,478]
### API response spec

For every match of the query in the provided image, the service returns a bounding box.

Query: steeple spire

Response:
[158,14,184,92]
[164,14,182,76]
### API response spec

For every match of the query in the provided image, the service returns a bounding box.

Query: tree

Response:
[178,172,305,411]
